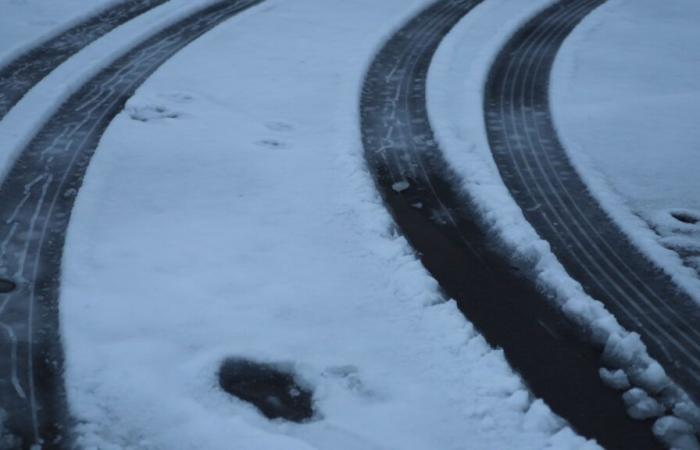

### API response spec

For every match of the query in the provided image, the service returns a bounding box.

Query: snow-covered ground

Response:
[427,0,699,446]
[551,0,700,301]
[57,0,600,448]
[0,0,115,68]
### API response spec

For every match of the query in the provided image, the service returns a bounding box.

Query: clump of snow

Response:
[653,416,700,450]
[59,0,597,448]
[601,332,646,368]
[391,180,411,193]
[623,388,666,420]
[599,368,630,391]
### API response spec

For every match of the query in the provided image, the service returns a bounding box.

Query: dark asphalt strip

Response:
[360,0,662,448]
[0,0,170,121]
[0,1,262,448]
[484,0,700,406]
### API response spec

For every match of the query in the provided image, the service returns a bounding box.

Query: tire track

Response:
[0,1,262,448]
[484,0,700,406]
[0,0,169,121]
[360,1,663,448]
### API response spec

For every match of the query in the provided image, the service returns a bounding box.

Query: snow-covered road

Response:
[58,0,596,448]
[0,0,698,448]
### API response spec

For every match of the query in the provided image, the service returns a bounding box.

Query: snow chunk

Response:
[602,332,646,367]
[622,388,665,420]
[598,368,630,390]
[653,416,700,450]
[633,361,670,394]
[391,180,410,193]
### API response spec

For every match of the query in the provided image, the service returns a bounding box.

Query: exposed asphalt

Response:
[360,0,663,448]
[484,0,700,407]
[0,1,262,448]
[0,0,169,121]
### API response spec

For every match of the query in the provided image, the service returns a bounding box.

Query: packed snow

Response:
[55,0,601,448]
[551,0,700,301]
[427,0,700,445]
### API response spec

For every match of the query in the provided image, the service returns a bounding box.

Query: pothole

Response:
[0,279,16,293]
[219,358,314,422]
[670,211,699,225]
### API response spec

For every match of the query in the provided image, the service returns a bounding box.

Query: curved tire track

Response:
[484,0,700,406]
[360,1,662,448]
[0,0,169,121]
[0,1,261,448]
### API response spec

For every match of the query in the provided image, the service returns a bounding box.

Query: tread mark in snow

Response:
[361,0,663,448]
[0,0,263,447]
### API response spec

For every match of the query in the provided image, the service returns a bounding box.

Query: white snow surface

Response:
[59,0,599,449]
[551,0,700,301]
[0,0,116,68]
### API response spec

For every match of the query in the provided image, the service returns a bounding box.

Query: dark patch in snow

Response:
[0,279,16,294]
[219,358,314,422]
[127,105,180,122]
[256,139,287,149]
[671,211,700,226]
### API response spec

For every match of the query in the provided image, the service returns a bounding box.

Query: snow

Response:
[426,0,700,441]
[57,0,598,448]
[0,0,116,68]
[654,417,700,450]
[551,0,700,302]
[599,368,630,391]
[623,388,665,420]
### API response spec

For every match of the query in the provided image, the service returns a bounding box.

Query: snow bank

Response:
[427,0,700,442]
[551,0,700,303]
[60,0,596,448]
